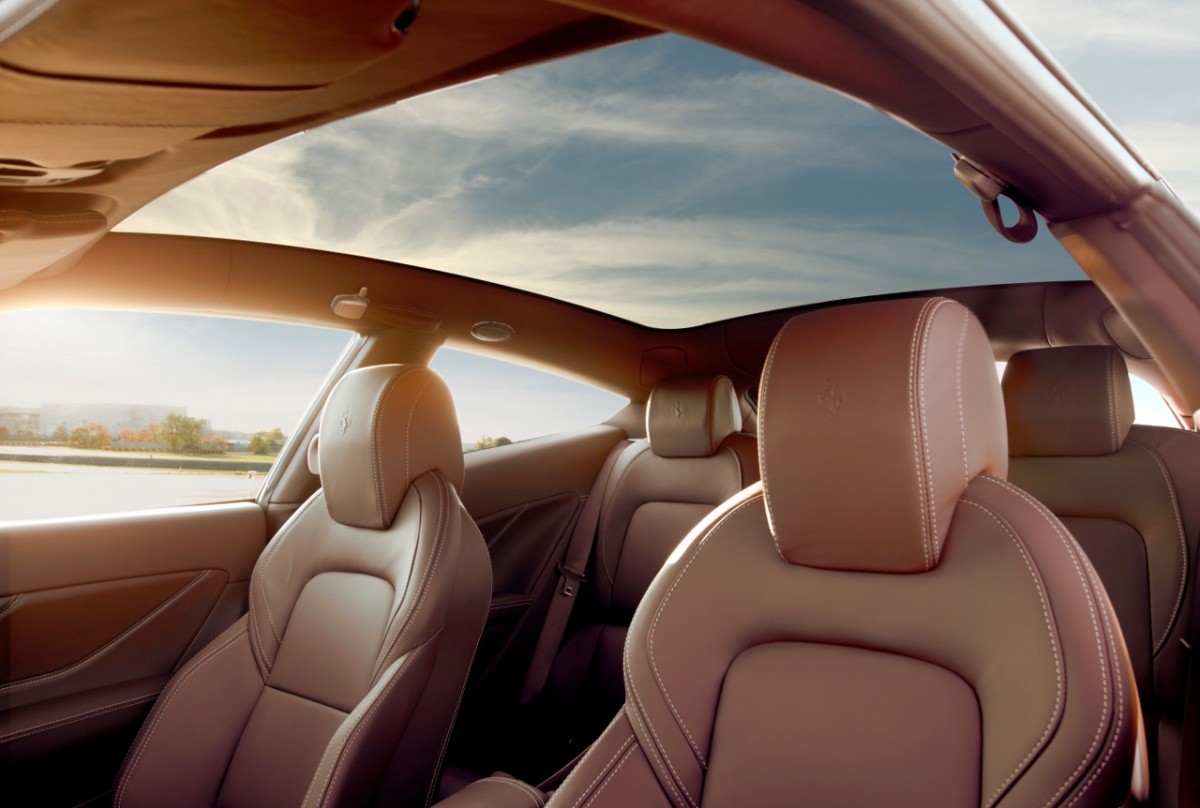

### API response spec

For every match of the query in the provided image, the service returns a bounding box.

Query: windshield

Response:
[119,30,1125,328]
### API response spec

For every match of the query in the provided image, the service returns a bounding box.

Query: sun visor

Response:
[0,207,108,289]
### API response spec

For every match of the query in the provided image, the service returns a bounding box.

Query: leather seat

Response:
[536,298,1142,807]
[1003,346,1200,804]
[481,375,757,781]
[113,365,491,808]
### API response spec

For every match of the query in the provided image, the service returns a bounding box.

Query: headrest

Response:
[647,374,743,458]
[1002,346,1133,457]
[318,364,464,530]
[758,297,1007,573]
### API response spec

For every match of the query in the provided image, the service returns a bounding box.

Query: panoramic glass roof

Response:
[120,24,1127,328]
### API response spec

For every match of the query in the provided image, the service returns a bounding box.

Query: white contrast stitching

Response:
[1106,351,1117,452]
[401,375,435,517]
[1128,438,1190,654]
[907,298,940,570]
[566,732,637,808]
[0,693,156,744]
[425,506,493,807]
[1064,560,1126,807]
[306,641,428,808]
[639,494,764,798]
[981,477,1111,808]
[581,746,637,808]
[960,493,1063,807]
[0,594,21,621]
[371,474,450,683]
[756,317,795,559]
[475,777,546,807]
[370,369,419,528]
[114,626,248,807]
[955,308,970,489]
[0,572,210,694]
[916,299,952,568]
[256,493,322,649]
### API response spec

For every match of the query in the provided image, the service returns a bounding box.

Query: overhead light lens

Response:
[470,321,515,342]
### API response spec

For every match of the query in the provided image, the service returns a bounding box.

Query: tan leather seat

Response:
[113,365,491,808]
[492,375,757,780]
[1003,346,1200,804]
[537,298,1142,807]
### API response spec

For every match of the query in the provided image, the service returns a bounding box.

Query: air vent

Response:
[0,159,110,187]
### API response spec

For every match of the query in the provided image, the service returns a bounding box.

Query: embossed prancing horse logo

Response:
[817,377,844,418]
[671,400,683,421]
[338,410,352,435]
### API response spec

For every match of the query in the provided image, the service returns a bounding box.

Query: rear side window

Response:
[430,348,626,451]
[0,310,352,522]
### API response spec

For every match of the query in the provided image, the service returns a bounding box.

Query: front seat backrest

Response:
[546,297,1142,807]
[114,364,491,808]
[1003,346,1200,801]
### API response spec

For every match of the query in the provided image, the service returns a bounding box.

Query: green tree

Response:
[248,427,286,455]
[474,435,513,450]
[159,413,205,453]
[0,426,10,441]
[68,422,111,450]
[51,425,69,443]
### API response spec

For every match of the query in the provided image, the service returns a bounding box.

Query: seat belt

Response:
[519,440,631,705]
[1179,563,1200,807]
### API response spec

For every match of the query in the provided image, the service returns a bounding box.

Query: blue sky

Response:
[117,21,1129,328]
[62,1,1194,438]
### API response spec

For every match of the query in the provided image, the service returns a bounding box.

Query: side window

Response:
[0,310,353,522]
[430,348,627,451]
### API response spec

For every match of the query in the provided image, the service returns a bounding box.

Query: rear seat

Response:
[458,374,758,787]
[1002,346,1200,806]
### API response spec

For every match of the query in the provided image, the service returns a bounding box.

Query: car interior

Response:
[1,0,1200,807]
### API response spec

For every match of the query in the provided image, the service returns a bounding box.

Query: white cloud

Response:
[1120,122,1200,213]
[1003,0,1200,51]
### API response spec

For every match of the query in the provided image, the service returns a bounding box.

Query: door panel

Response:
[0,501,264,805]
[453,425,622,755]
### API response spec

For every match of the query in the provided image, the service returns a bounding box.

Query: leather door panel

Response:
[0,501,264,806]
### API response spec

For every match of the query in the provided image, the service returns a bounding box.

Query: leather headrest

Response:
[758,297,1007,573]
[1002,346,1134,457]
[318,364,464,530]
[647,375,743,458]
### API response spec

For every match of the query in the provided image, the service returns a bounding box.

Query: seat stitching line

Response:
[425,507,493,807]
[647,494,765,775]
[623,660,688,806]
[113,626,248,807]
[598,443,648,588]
[959,494,1063,806]
[1127,438,1190,654]
[0,693,157,744]
[980,477,1111,808]
[756,317,795,559]
[907,298,939,570]
[955,308,970,490]
[1063,560,1126,807]
[372,475,450,683]
[917,299,952,567]
[566,733,636,808]
[258,493,322,647]
[475,778,546,808]
[581,746,637,808]
[401,375,434,519]
[549,709,629,799]
[307,641,428,808]
[0,594,21,621]
[371,369,419,528]
[623,700,686,807]
[1107,351,1117,452]
[0,571,210,694]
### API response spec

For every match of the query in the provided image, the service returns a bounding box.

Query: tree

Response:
[159,413,205,453]
[51,425,69,443]
[0,426,9,441]
[68,422,111,450]
[248,427,286,455]
[118,429,137,442]
[474,435,513,450]
[200,434,230,454]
